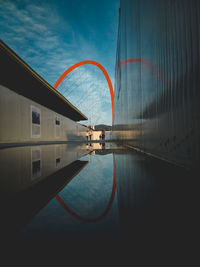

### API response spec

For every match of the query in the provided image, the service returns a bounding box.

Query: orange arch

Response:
[120,57,165,81]
[120,58,154,70]
[53,60,114,121]
[56,156,116,223]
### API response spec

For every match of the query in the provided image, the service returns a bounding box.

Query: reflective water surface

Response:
[17,151,120,240]
[0,142,199,259]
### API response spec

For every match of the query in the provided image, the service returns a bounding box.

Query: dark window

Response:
[56,117,60,125]
[32,160,41,177]
[56,157,61,166]
[32,109,40,125]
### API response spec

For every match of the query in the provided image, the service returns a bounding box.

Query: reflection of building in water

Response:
[0,144,89,239]
[113,0,200,170]
[114,150,199,245]
[31,147,41,179]
[90,143,102,150]
[55,145,61,168]
[0,144,88,194]
[86,142,118,155]
[0,41,88,146]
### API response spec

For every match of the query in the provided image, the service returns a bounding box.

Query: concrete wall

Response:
[0,85,88,144]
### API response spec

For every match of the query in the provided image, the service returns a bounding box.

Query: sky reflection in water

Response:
[18,152,120,240]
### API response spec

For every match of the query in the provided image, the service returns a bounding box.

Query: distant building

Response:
[91,131,102,141]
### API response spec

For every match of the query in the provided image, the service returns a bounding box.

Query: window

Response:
[55,145,61,167]
[56,117,60,125]
[55,116,60,138]
[31,147,41,179]
[31,106,41,137]
[32,160,41,177]
[32,108,40,124]
[56,157,61,166]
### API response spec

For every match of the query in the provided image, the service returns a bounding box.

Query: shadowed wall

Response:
[113,0,200,169]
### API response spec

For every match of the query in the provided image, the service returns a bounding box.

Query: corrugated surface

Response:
[113,0,200,169]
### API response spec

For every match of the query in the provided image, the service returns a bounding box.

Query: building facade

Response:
[0,41,88,146]
[113,0,200,169]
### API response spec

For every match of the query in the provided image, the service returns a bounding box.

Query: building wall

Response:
[90,131,112,141]
[0,144,88,194]
[0,85,88,144]
[105,131,112,140]
[113,0,200,170]
[91,131,101,140]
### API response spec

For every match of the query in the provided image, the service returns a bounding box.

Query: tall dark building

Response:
[113,0,200,170]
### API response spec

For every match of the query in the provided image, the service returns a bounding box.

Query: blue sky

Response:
[0,0,120,125]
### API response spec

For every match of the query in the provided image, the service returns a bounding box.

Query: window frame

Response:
[31,105,41,138]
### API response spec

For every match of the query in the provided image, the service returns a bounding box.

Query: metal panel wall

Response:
[113,0,200,169]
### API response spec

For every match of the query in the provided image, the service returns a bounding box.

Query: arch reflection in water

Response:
[56,156,116,223]
[17,151,120,240]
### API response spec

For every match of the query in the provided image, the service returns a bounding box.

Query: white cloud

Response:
[0,0,113,125]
